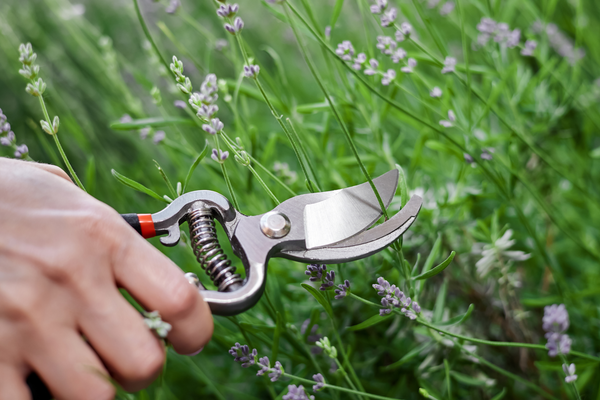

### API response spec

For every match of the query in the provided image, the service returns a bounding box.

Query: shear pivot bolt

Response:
[260,211,291,239]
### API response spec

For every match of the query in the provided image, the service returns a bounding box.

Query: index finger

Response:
[108,212,214,355]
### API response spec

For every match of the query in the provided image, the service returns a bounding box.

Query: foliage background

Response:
[1,0,600,398]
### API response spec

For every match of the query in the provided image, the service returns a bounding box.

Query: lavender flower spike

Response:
[439,110,456,128]
[211,148,229,163]
[380,7,397,27]
[14,144,29,159]
[174,100,187,109]
[391,48,407,63]
[243,64,260,78]
[381,69,396,85]
[521,40,537,56]
[283,385,315,400]
[401,58,417,73]
[165,0,180,14]
[256,356,270,376]
[543,304,572,357]
[430,87,442,98]
[352,53,367,70]
[202,118,224,135]
[335,41,355,61]
[269,361,284,382]
[441,56,456,74]
[440,1,455,15]
[305,264,327,282]
[224,16,244,34]
[312,373,325,392]
[370,0,388,14]
[400,22,413,36]
[334,280,351,299]
[364,59,379,75]
[229,343,257,367]
[320,270,335,291]
[217,3,239,18]
[563,363,577,383]
[153,130,166,145]
[376,36,397,55]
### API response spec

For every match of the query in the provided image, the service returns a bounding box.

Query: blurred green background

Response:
[1,0,600,398]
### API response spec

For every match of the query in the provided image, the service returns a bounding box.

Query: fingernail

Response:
[186,347,203,356]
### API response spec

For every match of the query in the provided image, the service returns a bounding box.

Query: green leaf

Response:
[153,160,177,199]
[436,304,474,327]
[301,283,333,319]
[421,234,442,275]
[395,164,409,208]
[272,312,283,362]
[491,388,507,400]
[450,371,489,386]
[330,0,345,27]
[296,101,330,114]
[183,140,209,193]
[521,296,561,307]
[432,279,447,324]
[382,342,434,371]
[413,251,456,280]
[110,117,196,130]
[238,322,275,334]
[347,314,391,331]
[111,169,168,203]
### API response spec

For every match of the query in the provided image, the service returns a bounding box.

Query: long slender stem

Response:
[37,96,86,191]
[132,0,170,72]
[215,135,240,210]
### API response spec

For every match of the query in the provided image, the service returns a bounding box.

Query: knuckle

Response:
[42,164,71,181]
[120,346,165,383]
[162,282,198,319]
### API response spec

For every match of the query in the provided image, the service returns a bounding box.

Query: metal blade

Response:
[303,170,398,249]
[279,195,422,263]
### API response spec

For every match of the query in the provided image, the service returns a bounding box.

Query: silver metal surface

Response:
[148,170,421,316]
[260,211,291,238]
[302,170,398,249]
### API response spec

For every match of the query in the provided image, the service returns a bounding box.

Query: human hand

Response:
[0,158,213,399]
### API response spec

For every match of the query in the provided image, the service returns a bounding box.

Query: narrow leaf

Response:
[330,0,345,27]
[238,322,275,334]
[347,314,391,331]
[491,388,507,400]
[272,312,283,362]
[432,279,447,323]
[183,140,209,192]
[395,164,409,208]
[110,117,195,130]
[382,342,434,371]
[413,251,456,280]
[450,371,489,386]
[296,102,330,114]
[301,283,333,318]
[436,304,474,327]
[111,169,168,203]
[421,233,442,275]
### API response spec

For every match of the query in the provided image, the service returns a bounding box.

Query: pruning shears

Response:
[121,169,423,316]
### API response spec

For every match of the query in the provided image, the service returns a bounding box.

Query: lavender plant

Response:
[2,0,600,398]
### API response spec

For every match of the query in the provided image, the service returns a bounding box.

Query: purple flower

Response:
[229,343,257,368]
[481,149,493,160]
[216,3,239,18]
[269,361,284,382]
[430,86,442,98]
[399,22,413,36]
[464,153,474,164]
[324,26,331,40]
[506,29,521,48]
[165,0,180,14]
[283,385,314,400]
[120,114,132,123]
[376,36,397,55]
[563,363,577,383]
[401,58,417,73]
[312,374,325,392]
[224,17,244,34]
[477,18,497,34]
[1,131,15,146]
[352,53,367,70]
[364,59,379,75]
[381,69,396,85]
[300,320,322,343]
[380,7,397,27]
[395,30,406,42]
[202,118,224,135]
[211,148,229,163]
[440,1,454,15]
[305,264,327,281]
[412,302,421,313]
[243,64,260,78]
[441,56,456,74]
[335,40,355,61]
[174,100,187,109]
[320,270,335,291]
[521,40,537,56]
[439,110,456,128]
[543,304,572,357]
[14,144,28,158]
[197,104,219,119]
[334,280,351,299]
[370,0,388,14]
[139,127,150,140]
[153,130,165,144]
[257,356,270,376]
[391,48,407,63]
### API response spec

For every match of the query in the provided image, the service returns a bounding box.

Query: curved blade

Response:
[303,170,399,249]
[279,195,422,263]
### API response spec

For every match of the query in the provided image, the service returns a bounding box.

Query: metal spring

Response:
[188,206,243,292]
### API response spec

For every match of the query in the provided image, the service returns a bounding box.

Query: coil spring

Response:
[188,207,243,292]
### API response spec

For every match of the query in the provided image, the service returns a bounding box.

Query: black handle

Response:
[121,213,143,235]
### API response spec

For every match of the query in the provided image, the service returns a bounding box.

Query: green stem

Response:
[248,165,280,205]
[132,0,170,72]
[333,358,362,400]
[214,135,240,210]
[559,354,583,400]
[455,0,472,129]
[283,3,389,220]
[37,97,86,191]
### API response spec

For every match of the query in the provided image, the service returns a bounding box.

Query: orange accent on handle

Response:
[138,214,156,239]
